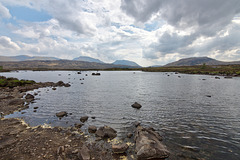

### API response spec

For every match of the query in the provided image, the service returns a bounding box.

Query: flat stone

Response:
[56,111,68,118]
[78,145,90,160]
[112,143,129,154]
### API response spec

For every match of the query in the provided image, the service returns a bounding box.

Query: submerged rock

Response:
[224,76,233,79]
[74,123,83,129]
[135,126,170,160]
[131,102,142,109]
[56,111,68,118]
[112,143,129,154]
[80,116,89,123]
[95,126,117,139]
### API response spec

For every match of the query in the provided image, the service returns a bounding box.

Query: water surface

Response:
[1,71,240,159]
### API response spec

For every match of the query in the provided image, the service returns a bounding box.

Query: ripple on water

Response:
[1,71,240,160]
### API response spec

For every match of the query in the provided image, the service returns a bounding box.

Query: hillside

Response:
[112,60,141,67]
[0,60,139,70]
[73,56,104,63]
[165,57,240,66]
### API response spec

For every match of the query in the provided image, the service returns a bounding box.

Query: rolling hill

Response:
[165,57,240,66]
[73,56,104,63]
[112,60,141,67]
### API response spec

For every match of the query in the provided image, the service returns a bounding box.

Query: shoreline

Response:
[0,76,170,160]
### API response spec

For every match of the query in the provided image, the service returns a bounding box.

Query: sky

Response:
[0,0,240,66]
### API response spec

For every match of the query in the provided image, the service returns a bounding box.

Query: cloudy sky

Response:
[0,0,240,66]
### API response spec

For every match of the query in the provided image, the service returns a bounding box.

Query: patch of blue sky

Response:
[144,21,160,31]
[123,29,134,34]
[7,6,52,22]
[111,22,121,28]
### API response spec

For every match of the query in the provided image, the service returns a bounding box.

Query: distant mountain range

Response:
[0,55,141,67]
[0,55,141,69]
[73,56,104,63]
[112,60,141,67]
[165,57,240,66]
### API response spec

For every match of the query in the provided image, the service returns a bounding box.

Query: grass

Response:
[0,76,36,88]
[142,65,240,76]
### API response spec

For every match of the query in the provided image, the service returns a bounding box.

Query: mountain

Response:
[0,55,59,61]
[165,57,240,66]
[73,56,104,63]
[0,60,139,70]
[112,60,141,67]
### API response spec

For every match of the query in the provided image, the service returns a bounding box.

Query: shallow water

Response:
[2,70,240,159]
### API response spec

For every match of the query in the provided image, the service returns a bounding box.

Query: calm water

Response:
[1,71,240,159]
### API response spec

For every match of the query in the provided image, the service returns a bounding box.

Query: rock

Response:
[52,87,57,90]
[133,121,141,127]
[77,72,81,74]
[131,102,142,109]
[91,116,96,119]
[74,123,83,128]
[224,76,232,79]
[8,99,24,106]
[80,116,89,123]
[33,107,39,109]
[33,110,37,112]
[65,83,71,87]
[135,126,169,160]
[206,95,211,97]
[57,146,65,155]
[56,111,68,118]
[215,77,220,79]
[25,94,34,99]
[95,126,117,139]
[78,145,90,160]
[92,73,101,76]
[0,112,4,118]
[112,143,129,154]
[88,126,97,133]
[72,149,79,154]
[127,133,133,138]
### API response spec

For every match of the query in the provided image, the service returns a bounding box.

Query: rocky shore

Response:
[0,76,170,160]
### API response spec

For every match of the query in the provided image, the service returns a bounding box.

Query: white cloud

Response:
[0,2,11,19]
[0,36,20,50]
[0,0,240,66]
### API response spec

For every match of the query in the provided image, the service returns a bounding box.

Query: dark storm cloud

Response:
[121,0,240,59]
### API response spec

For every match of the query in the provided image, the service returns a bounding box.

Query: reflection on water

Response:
[2,70,240,160]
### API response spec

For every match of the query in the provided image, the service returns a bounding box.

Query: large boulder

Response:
[131,102,142,109]
[95,126,117,139]
[135,126,170,160]
[56,111,68,118]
